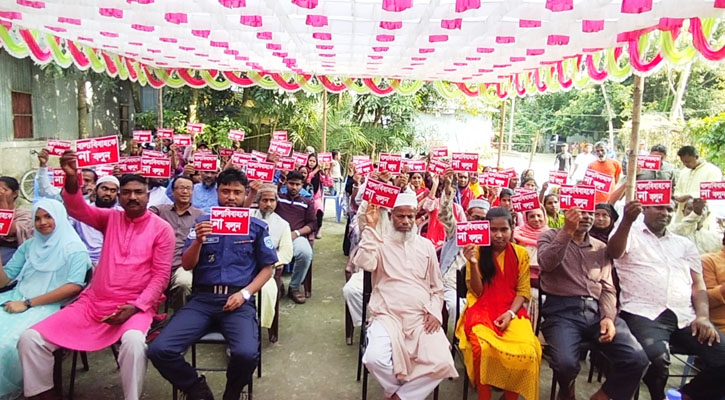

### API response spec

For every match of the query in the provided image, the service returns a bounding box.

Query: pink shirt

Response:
[33,189,174,351]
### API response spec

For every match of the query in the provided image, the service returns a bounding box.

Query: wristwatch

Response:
[506,310,516,319]
[241,289,252,301]
[294,229,301,236]
[24,298,32,308]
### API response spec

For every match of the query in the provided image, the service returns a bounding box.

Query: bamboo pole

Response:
[321,90,328,152]
[157,87,163,128]
[528,130,540,169]
[496,101,506,169]
[625,75,645,201]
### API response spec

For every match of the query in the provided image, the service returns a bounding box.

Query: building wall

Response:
[0,51,144,179]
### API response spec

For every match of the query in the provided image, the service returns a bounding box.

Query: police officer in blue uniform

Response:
[149,169,278,400]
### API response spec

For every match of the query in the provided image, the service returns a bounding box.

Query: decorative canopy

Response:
[1,0,724,101]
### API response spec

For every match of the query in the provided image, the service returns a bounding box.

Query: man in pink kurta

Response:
[354,192,457,400]
[18,151,174,400]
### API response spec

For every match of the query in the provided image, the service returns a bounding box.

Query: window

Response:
[120,103,129,137]
[12,91,32,139]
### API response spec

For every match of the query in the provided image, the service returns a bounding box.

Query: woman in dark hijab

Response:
[589,203,619,243]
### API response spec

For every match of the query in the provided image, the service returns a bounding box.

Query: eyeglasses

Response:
[175,187,193,192]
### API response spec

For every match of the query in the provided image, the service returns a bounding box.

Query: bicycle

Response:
[18,149,39,202]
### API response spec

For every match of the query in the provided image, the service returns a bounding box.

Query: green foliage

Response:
[687,112,725,167]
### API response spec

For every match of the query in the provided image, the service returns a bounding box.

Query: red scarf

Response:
[464,243,529,337]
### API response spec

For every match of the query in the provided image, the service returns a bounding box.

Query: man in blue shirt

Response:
[192,170,219,213]
[148,169,278,400]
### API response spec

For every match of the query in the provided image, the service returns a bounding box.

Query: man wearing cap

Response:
[250,184,293,342]
[354,192,457,400]
[438,169,489,325]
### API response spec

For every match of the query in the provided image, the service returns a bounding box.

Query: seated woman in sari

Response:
[0,199,91,399]
[456,207,542,400]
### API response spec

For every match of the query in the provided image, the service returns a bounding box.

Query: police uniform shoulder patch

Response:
[187,227,197,240]
[264,236,274,249]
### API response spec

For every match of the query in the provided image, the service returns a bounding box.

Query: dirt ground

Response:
[54,195,693,400]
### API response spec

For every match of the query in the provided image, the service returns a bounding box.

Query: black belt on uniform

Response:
[193,285,243,295]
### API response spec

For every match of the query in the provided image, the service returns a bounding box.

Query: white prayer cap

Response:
[468,199,490,211]
[393,192,417,209]
[97,175,119,188]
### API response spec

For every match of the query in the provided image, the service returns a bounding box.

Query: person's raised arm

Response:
[607,201,642,259]
[351,205,383,272]
[59,151,111,231]
[537,208,580,271]
[181,221,212,270]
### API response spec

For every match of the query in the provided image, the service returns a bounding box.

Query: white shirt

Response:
[250,209,293,267]
[613,221,701,328]
[147,186,173,208]
[572,152,597,182]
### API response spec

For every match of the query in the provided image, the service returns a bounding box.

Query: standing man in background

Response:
[587,142,622,204]
[674,145,722,224]
[554,143,573,175]
[570,143,596,184]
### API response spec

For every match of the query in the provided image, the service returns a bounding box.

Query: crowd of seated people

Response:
[0,136,724,400]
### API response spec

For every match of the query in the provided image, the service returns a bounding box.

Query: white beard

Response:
[390,226,416,244]
[260,210,273,219]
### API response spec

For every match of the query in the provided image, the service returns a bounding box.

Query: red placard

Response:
[549,170,568,185]
[354,160,374,175]
[173,134,192,147]
[635,180,672,206]
[141,157,171,178]
[272,130,288,141]
[353,155,370,165]
[251,150,268,162]
[480,172,510,188]
[187,123,205,135]
[403,159,427,173]
[228,129,245,141]
[500,168,517,178]
[432,147,448,158]
[276,157,296,171]
[362,179,400,209]
[95,165,114,178]
[637,155,662,171]
[582,169,614,193]
[231,152,254,167]
[456,221,491,246]
[512,191,541,213]
[118,157,142,174]
[293,151,309,166]
[451,152,479,173]
[51,169,66,187]
[318,152,333,163]
[142,149,166,159]
[46,139,72,156]
[0,209,14,236]
[156,128,174,140]
[76,135,120,167]
[559,185,596,212]
[210,207,250,236]
[246,161,276,182]
[193,154,219,171]
[378,153,402,174]
[218,148,234,157]
[268,139,293,156]
[132,130,152,144]
[700,182,725,200]
[428,159,449,175]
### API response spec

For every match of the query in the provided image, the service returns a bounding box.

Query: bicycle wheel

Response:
[19,169,37,202]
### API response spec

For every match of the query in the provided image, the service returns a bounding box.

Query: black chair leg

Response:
[80,351,89,371]
[53,350,63,398]
[248,376,253,400]
[462,372,469,400]
[110,345,120,370]
[587,352,595,383]
[69,351,78,400]
[172,386,178,400]
[361,367,369,400]
[433,386,439,400]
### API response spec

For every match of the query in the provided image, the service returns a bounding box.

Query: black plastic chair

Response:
[357,270,439,400]
[171,292,263,400]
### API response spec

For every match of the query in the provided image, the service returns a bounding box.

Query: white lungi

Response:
[362,321,442,400]
[259,274,279,329]
[343,270,364,327]
[18,328,147,400]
